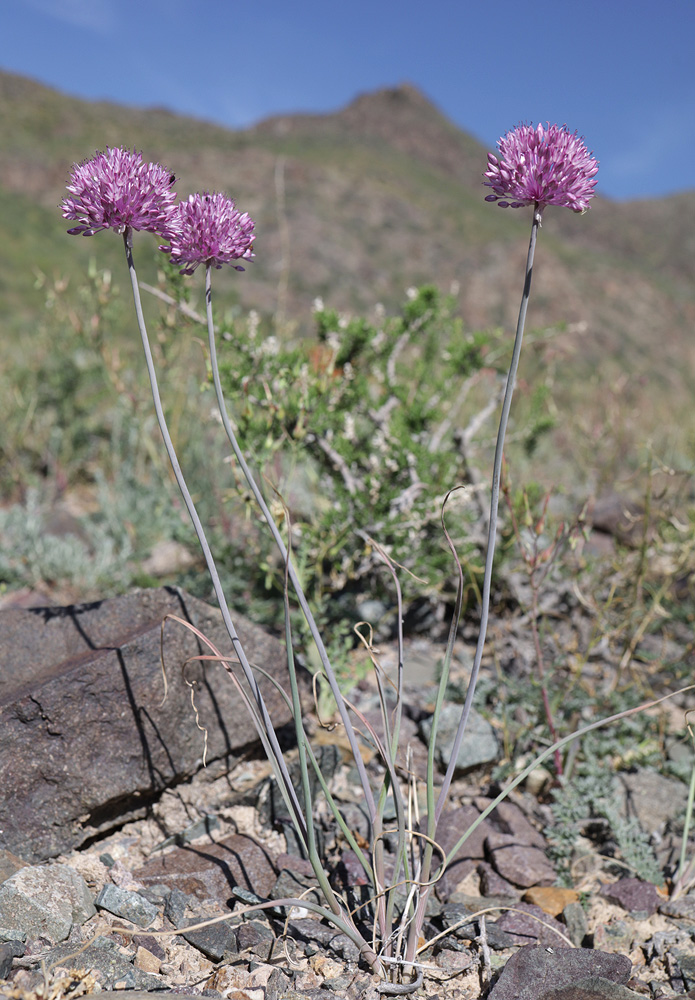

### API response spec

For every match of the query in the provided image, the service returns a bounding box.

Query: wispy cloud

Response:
[24,0,116,34]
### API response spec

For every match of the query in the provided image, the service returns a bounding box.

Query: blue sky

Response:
[2,0,693,202]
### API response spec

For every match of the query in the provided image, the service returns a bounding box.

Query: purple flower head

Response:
[62,147,179,237]
[160,192,255,275]
[483,123,598,213]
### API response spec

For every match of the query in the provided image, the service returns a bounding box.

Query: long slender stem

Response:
[676,735,695,893]
[440,682,695,871]
[203,267,384,956]
[203,267,378,824]
[404,490,466,966]
[405,205,542,964]
[435,203,542,818]
[122,232,306,842]
[279,530,349,924]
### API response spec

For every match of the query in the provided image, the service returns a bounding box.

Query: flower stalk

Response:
[202,264,383,950]
[61,126,598,985]
[120,227,310,849]
[405,203,542,965]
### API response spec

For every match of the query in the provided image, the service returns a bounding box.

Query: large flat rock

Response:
[0,588,299,862]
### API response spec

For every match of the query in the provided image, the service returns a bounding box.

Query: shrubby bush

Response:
[3,261,560,640]
[216,285,510,632]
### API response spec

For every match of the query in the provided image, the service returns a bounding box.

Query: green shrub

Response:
[215,285,507,628]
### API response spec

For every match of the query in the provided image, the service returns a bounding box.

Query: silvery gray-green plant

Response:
[403,122,599,966]
[61,131,681,989]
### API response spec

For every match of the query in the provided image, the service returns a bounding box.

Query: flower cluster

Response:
[484,123,598,212]
[160,192,255,275]
[62,147,255,274]
[62,147,179,237]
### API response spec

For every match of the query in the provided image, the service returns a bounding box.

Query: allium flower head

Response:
[483,123,598,212]
[160,192,255,275]
[62,147,179,237]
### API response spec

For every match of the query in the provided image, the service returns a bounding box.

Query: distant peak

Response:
[253,82,447,140]
[347,82,437,111]
[340,82,445,123]
[252,81,484,184]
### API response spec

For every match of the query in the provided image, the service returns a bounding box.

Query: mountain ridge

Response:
[1,67,694,477]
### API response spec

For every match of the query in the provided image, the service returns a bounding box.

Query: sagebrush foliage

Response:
[546,730,663,886]
[216,286,500,623]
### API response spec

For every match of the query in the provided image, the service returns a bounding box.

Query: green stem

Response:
[406,204,542,964]
[203,267,377,824]
[441,683,695,870]
[677,737,695,890]
[122,232,306,842]
[435,202,541,815]
[202,267,383,951]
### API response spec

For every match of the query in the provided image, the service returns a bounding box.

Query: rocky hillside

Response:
[1,69,694,477]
